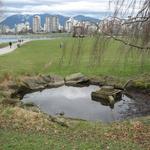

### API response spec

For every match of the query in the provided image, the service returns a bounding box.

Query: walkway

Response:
[0,40,30,55]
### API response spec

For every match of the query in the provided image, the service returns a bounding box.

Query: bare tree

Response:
[104,0,150,49]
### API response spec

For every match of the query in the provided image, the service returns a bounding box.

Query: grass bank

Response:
[0,43,9,48]
[0,105,150,150]
[0,38,149,79]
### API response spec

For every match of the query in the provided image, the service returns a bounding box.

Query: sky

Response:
[1,0,142,18]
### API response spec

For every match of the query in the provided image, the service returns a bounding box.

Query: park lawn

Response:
[0,38,150,150]
[0,43,9,48]
[0,128,144,150]
[0,37,149,79]
[0,104,149,150]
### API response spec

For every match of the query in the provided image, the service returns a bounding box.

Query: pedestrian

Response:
[60,42,64,49]
[17,41,20,48]
[9,42,12,48]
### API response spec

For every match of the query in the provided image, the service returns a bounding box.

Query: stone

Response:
[46,75,65,88]
[1,98,20,106]
[101,86,114,90]
[91,87,122,108]
[23,102,35,107]
[65,73,85,81]
[13,75,65,98]
[65,73,89,87]
[89,77,105,86]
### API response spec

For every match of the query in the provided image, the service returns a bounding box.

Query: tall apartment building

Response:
[45,16,59,32]
[65,17,78,32]
[32,15,41,33]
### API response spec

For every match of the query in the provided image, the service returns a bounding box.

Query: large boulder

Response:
[45,75,65,88]
[89,76,125,90]
[13,75,65,98]
[65,73,89,87]
[91,86,122,108]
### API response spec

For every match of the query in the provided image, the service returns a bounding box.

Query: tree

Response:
[61,1,150,73]
[101,0,150,50]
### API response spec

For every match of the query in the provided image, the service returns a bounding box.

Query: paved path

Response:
[0,40,30,55]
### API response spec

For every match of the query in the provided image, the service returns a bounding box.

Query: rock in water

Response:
[91,86,122,108]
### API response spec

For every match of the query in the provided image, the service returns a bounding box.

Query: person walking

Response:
[17,41,21,48]
[60,42,64,49]
[9,42,12,48]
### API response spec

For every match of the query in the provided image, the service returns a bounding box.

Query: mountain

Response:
[74,15,99,23]
[0,14,100,28]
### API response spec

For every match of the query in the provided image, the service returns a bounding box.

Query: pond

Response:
[22,85,150,122]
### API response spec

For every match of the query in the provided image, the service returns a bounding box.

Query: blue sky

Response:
[1,0,142,18]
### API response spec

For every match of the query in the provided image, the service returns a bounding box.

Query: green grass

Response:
[1,117,149,150]
[0,37,149,78]
[0,43,9,48]
[0,104,149,150]
[0,37,149,150]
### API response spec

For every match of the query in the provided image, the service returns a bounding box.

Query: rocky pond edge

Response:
[0,72,149,124]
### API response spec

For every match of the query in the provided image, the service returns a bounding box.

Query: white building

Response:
[65,17,78,32]
[0,25,10,34]
[45,16,59,32]
[15,22,30,33]
[32,15,41,33]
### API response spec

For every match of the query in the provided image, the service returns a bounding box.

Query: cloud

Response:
[2,0,142,18]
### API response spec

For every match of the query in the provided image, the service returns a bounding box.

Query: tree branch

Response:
[102,31,150,50]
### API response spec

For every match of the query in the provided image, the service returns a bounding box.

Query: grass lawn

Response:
[0,128,143,150]
[0,105,149,150]
[0,43,9,48]
[0,37,150,150]
[0,37,149,79]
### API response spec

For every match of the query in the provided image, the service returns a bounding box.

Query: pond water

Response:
[22,85,150,122]
[0,34,68,43]
[0,38,18,43]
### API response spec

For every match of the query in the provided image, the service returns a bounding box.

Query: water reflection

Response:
[22,85,149,122]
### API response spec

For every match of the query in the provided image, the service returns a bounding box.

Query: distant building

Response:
[15,22,30,33]
[65,17,98,37]
[45,16,59,32]
[0,25,10,34]
[65,17,78,33]
[98,17,123,35]
[32,15,41,33]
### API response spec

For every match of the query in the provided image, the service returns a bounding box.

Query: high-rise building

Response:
[65,17,78,32]
[45,16,59,32]
[32,15,41,33]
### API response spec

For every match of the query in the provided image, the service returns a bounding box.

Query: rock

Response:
[65,73,89,87]
[13,75,65,98]
[89,76,125,89]
[91,87,122,108]
[101,86,114,90]
[23,102,35,107]
[65,73,85,81]
[89,77,105,86]
[56,111,65,116]
[46,75,65,88]
[1,98,20,106]
[22,77,46,90]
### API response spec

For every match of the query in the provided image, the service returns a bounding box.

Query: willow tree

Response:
[102,0,150,50]
[60,0,150,74]
[95,0,150,72]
